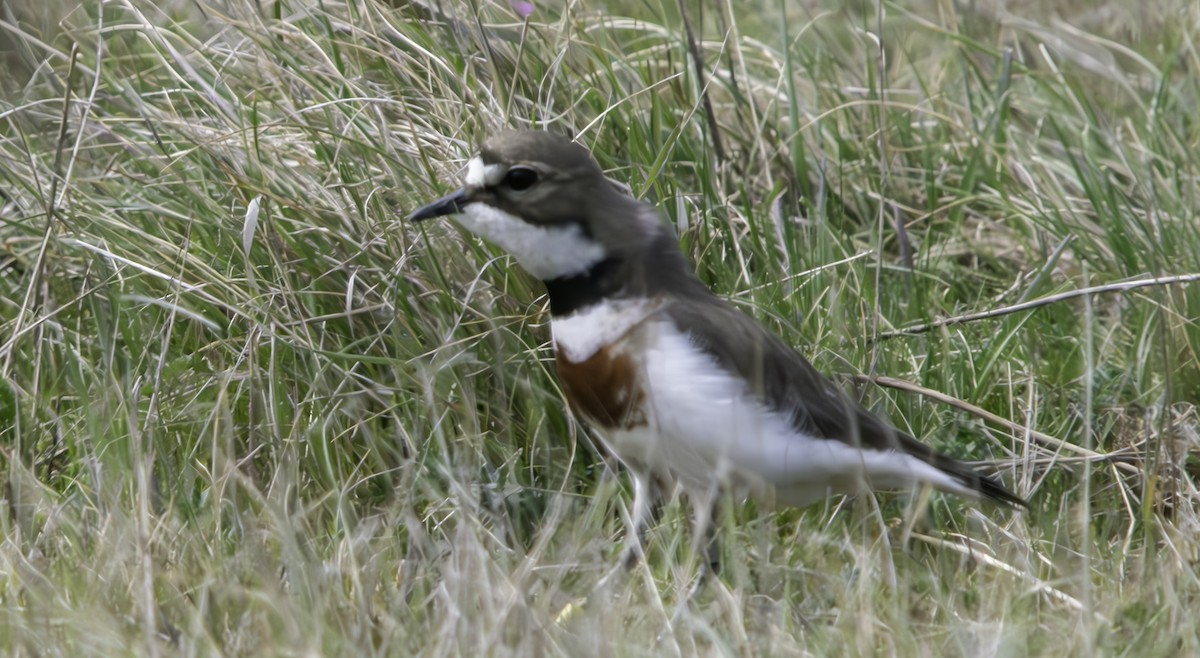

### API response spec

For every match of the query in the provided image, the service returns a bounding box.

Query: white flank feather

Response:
[556,306,974,505]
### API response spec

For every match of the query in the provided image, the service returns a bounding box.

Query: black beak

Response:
[407,187,468,221]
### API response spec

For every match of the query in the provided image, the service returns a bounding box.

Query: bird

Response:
[408,130,1027,565]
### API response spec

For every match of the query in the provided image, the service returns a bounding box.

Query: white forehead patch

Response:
[464,156,504,188]
[454,203,605,280]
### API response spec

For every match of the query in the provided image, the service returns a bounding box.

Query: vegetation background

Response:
[1,0,1198,655]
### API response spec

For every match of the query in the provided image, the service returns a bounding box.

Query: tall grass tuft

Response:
[0,0,1198,655]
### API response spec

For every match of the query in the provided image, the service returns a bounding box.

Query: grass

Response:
[1,0,1198,654]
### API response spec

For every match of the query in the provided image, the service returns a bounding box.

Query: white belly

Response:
[552,301,971,505]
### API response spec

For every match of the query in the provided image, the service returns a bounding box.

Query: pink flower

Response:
[509,1,533,17]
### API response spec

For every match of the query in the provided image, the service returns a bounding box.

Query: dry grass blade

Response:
[877,274,1200,340]
[859,374,1141,475]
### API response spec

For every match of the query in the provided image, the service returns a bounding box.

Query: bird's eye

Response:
[503,166,539,192]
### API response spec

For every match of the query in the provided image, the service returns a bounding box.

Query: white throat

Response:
[453,203,606,280]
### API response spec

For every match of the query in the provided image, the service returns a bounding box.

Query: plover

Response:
[409,130,1025,561]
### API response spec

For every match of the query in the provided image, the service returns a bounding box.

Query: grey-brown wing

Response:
[664,296,1026,507]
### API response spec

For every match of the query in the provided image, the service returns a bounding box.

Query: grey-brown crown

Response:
[478,131,604,177]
